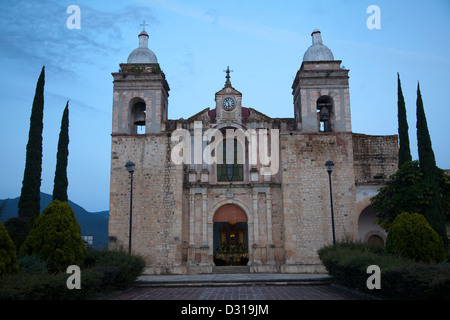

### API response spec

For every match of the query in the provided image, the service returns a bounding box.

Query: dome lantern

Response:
[302,29,334,62]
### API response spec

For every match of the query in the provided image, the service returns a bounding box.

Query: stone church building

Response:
[108,27,398,274]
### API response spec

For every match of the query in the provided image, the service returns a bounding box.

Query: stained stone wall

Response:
[352,133,398,184]
[109,134,185,274]
[279,132,357,273]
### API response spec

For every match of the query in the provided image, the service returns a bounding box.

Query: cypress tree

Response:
[416,82,447,247]
[17,66,45,225]
[52,101,69,202]
[397,73,412,167]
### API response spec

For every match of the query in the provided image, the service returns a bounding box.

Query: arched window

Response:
[217,139,244,182]
[317,95,333,132]
[130,98,146,134]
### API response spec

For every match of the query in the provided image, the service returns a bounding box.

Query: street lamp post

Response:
[325,160,336,245]
[125,161,135,254]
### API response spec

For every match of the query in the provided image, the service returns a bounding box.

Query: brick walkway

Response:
[110,284,364,300]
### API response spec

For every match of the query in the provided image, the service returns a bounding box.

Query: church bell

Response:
[133,102,146,126]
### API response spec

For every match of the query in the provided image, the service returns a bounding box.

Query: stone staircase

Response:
[212,266,250,274]
[136,272,332,288]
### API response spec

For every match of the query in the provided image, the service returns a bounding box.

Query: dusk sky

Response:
[0,0,449,212]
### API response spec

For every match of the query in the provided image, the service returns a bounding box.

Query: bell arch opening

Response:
[213,204,248,266]
[129,97,146,134]
[317,95,334,132]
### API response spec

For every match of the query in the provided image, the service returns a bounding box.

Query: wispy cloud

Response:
[331,38,450,68]
[135,0,304,46]
[0,1,156,76]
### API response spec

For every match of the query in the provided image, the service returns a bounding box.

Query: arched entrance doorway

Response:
[213,204,248,266]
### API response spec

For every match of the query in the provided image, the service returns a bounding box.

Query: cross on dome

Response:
[140,20,149,31]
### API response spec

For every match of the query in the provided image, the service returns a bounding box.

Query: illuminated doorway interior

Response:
[213,204,248,266]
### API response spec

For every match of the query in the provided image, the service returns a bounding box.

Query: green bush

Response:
[4,217,30,253]
[430,272,450,299]
[0,220,19,275]
[0,249,145,300]
[84,248,146,290]
[89,265,120,292]
[318,240,450,299]
[18,255,47,274]
[318,240,409,295]
[19,200,87,273]
[382,264,450,300]
[386,212,446,263]
[0,269,103,300]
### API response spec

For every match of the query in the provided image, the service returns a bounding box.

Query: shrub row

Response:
[318,240,450,300]
[0,249,146,300]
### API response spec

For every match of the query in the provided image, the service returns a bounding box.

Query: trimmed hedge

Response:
[84,248,146,290]
[381,263,450,300]
[0,269,103,300]
[318,240,450,300]
[0,248,146,300]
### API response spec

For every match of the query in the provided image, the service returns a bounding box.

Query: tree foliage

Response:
[371,161,433,230]
[372,81,449,243]
[372,161,450,230]
[397,73,412,167]
[18,66,45,224]
[439,169,450,216]
[386,212,446,263]
[0,220,19,275]
[19,200,86,273]
[416,83,447,247]
[52,101,69,202]
[4,218,29,254]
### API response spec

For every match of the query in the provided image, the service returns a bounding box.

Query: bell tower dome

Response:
[302,29,334,62]
[127,25,158,64]
[111,22,169,135]
[292,29,351,133]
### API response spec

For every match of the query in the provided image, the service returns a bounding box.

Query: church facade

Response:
[108,27,398,274]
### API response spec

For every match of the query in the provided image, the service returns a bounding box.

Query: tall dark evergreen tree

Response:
[397,73,412,167]
[52,101,69,202]
[416,82,447,247]
[17,66,45,224]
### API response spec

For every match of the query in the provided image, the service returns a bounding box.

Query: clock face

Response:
[222,97,236,110]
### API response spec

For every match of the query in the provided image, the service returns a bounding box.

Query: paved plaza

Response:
[110,273,366,300]
[110,284,363,300]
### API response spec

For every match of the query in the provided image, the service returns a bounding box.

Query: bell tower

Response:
[292,29,351,133]
[111,23,169,135]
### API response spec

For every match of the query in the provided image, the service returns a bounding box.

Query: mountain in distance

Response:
[0,193,108,249]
